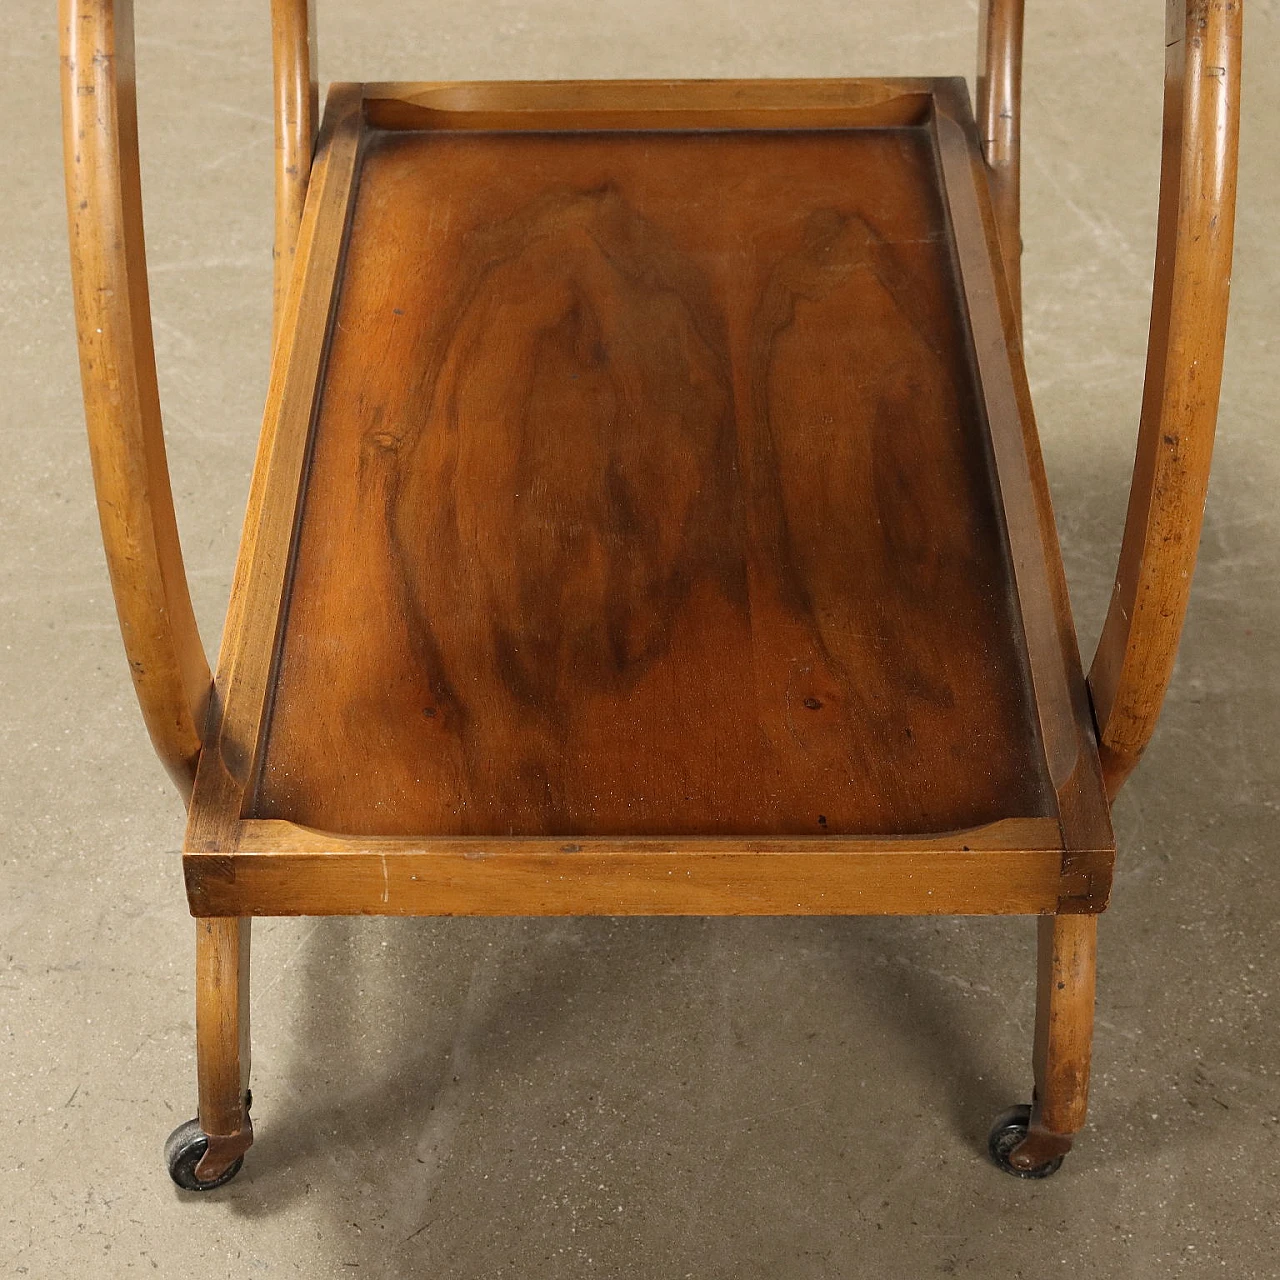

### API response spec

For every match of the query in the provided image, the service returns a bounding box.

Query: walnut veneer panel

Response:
[253,125,1052,836]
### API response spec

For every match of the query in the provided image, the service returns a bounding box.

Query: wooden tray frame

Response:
[180,77,1113,920]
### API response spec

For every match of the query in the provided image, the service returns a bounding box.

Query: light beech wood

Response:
[933,89,1118,920]
[933,94,1079,796]
[1089,0,1242,797]
[271,0,318,341]
[59,0,211,799]
[185,847,1069,918]
[183,816,1111,919]
[192,917,252,1180]
[977,0,1024,316]
[361,77,935,130]
[186,87,364,856]
[1007,913,1098,1170]
[233,816,1063,853]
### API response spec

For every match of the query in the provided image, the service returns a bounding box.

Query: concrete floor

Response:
[2,1,1277,1275]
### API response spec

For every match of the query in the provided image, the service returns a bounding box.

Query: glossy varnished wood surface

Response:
[187,817,1072,918]
[270,0,318,342]
[186,89,365,859]
[60,0,211,798]
[1089,0,1242,797]
[360,78,935,132]
[931,90,1113,891]
[57,0,1235,1176]
[250,117,1053,838]
[192,916,253,1180]
[976,0,1024,316]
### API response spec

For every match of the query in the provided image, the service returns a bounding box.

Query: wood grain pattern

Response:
[932,84,1115,907]
[361,77,935,132]
[185,88,364,858]
[1089,0,1242,797]
[185,816,1074,918]
[57,6,1223,1175]
[60,0,211,799]
[234,815,1061,853]
[192,916,253,1180]
[251,119,1053,839]
[933,102,1079,795]
[1007,912,1097,1169]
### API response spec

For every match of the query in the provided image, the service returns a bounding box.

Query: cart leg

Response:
[165,917,254,1189]
[192,916,253,1181]
[990,913,1097,1176]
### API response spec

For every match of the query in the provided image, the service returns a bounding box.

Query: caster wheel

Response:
[987,1104,1065,1179]
[165,1119,244,1192]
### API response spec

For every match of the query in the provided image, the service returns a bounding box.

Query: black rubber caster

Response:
[987,1104,1065,1179]
[165,1118,244,1192]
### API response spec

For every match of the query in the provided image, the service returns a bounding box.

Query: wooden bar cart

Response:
[59,0,1241,1188]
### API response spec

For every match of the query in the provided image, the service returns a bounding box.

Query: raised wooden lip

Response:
[361,77,941,132]
[928,89,1078,792]
[926,81,1113,870]
[186,76,1114,907]
[226,814,1065,855]
[185,85,366,854]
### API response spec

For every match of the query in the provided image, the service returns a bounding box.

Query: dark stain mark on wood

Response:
[254,128,1051,837]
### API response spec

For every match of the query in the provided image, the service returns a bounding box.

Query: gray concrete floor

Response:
[2,2,1277,1276]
